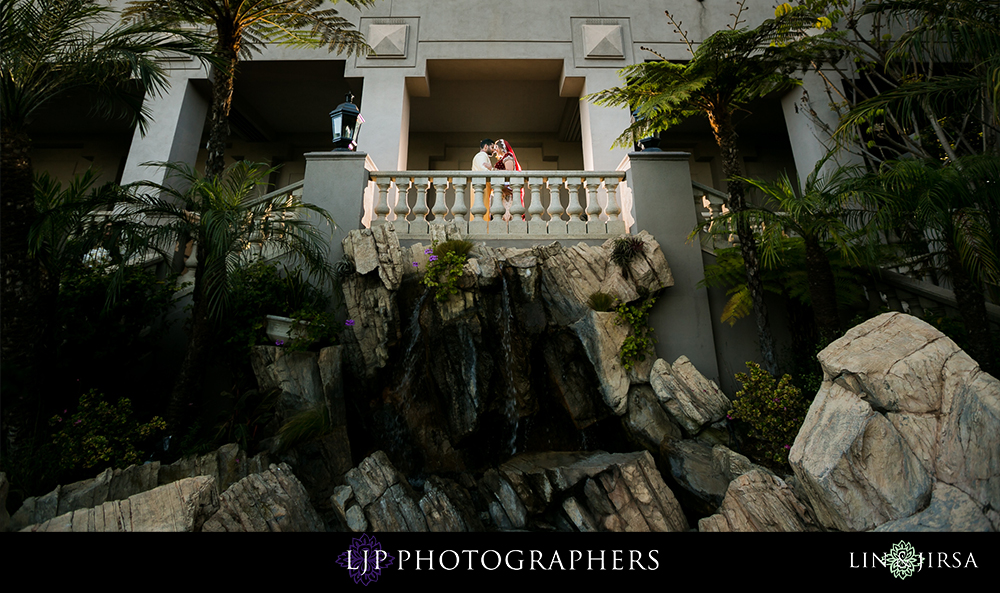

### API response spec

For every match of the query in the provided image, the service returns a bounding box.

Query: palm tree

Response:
[123,0,375,179]
[801,0,1000,162]
[1,0,208,372]
[699,158,891,343]
[122,160,338,426]
[588,2,819,374]
[876,155,999,373]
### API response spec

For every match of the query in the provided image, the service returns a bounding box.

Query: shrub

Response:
[728,362,810,468]
[49,390,167,472]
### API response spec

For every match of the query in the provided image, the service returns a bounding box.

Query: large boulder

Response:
[202,463,325,532]
[791,313,1000,531]
[698,470,817,532]
[662,440,763,513]
[498,450,689,532]
[10,444,264,531]
[21,476,219,532]
[650,356,730,437]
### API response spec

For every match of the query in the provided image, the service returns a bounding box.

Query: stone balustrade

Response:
[366,170,627,238]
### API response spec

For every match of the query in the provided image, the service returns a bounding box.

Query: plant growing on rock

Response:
[728,361,810,468]
[421,240,474,302]
[587,291,617,312]
[276,405,332,453]
[610,235,645,278]
[615,295,657,371]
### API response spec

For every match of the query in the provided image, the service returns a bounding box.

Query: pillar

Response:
[579,69,633,171]
[302,150,370,267]
[120,75,208,186]
[628,150,720,382]
[357,70,410,171]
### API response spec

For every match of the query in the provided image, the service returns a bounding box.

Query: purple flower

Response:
[784,444,791,449]
[429,255,439,262]
[424,248,433,254]
[55,416,63,423]
[74,419,82,426]
[345,319,355,326]
[275,340,285,347]
[412,261,419,267]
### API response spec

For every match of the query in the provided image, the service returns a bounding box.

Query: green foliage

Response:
[586,4,819,148]
[728,362,810,468]
[286,309,343,351]
[214,387,280,454]
[49,390,167,472]
[435,239,475,258]
[1,0,209,136]
[587,291,617,312]
[219,262,329,364]
[614,295,658,371]
[421,240,472,302]
[276,406,332,453]
[701,240,868,325]
[798,0,999,162]
[54,263,176,399]
[610,236,645,277]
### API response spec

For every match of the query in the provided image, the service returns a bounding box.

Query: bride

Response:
[492,139,523,221]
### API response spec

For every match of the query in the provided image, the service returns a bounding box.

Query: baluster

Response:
[508,176,527,234]
[451,176,469,234]
[565,177,586,235]
[470,177,488,234]
[527,177,545,235]
[373,177,391,226]
[584,177,603,234]
[490,177,507,233]
[412,177,430,234]
[546,177,566,235]
[605,176,625,234]
[430,177,449,225]
[392,177,412,234]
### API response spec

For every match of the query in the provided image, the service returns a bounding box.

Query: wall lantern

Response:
[330,92,364,151]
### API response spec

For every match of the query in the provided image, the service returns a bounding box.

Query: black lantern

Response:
[330,92,364,151]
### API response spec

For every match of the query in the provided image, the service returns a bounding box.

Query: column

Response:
[120,74,209,186]
[302,151,370,268]
[579,69,633,171]
[628,150,720,383]
[357,69,410,171]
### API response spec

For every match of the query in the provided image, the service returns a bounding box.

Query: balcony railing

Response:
[366,170,628,238]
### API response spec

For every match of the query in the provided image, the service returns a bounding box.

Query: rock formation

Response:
[790,312,999,532]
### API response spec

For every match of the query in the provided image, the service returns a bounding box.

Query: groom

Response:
[472,138,494,219]
[472,138,494,171]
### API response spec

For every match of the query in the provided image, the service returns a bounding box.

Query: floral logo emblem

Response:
[886,541,920,580]
[336,533,395,586]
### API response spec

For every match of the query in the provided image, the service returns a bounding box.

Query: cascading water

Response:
[498,271,519,456]
[382,288,430,454]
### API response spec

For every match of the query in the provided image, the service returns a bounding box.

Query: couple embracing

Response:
[472,138,522,221]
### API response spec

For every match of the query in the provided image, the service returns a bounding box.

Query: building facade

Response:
[32,0,834,194]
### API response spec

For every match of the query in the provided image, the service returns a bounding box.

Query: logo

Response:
[849,540,978,578]
[337,534,396,585]
[885,541,919,580]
